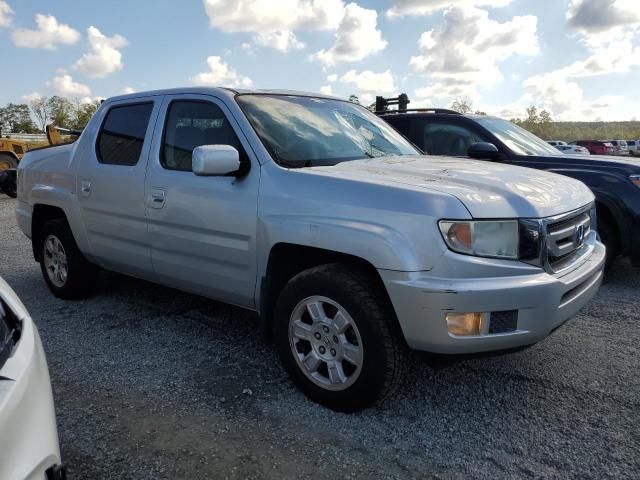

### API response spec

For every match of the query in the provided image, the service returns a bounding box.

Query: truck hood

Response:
[310,155,593,219]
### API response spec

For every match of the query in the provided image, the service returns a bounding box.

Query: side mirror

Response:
[467,142,501,161]
[192,145,240,176]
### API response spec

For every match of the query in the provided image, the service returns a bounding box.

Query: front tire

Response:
[39,219,98,299]
[274,263,407,412]
[0,153,17,171]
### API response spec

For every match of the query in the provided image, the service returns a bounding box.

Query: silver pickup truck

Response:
[16,88,605,411]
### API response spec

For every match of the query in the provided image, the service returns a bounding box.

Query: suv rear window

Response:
[97,103,153,166]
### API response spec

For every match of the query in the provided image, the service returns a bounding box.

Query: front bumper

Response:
[381,241,605,354]
[0,311,62,480]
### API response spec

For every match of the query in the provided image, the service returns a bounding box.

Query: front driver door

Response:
[144,95,259,308]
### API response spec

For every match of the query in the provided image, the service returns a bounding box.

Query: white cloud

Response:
[22,91,42,103]
[192,56,253,88]
[414,81,479,105]
[79,95,105,105]
[520,0,640,120]
[0,1,14,28]
[253,31,304,51]
[327,73,338,82]
[523,72,584,119]
[122,86,136,94]
[319,85,333,95]
[312,3,387,65]
[387,0,511,17]
[203,0,344,32]
[339,69,396,94]
[74,26,128,78]
[567,0,640,33]
[409,7,538,100]
[522,72,625,120]
[202,0,344,51]
[12,14,80,49]
[562,37,640,76]
[46,74,91,97]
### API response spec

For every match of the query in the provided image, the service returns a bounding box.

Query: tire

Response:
[274,263,407,412]
[0,153,17,172]
[597,213,619,270]
[0,169,16,198]
[38,218,98,299]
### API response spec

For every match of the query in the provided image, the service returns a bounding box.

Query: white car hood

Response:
[310,155,594,219]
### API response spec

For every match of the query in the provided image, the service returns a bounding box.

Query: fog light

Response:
[446,312,483,336]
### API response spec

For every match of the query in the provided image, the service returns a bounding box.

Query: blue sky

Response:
[1,0,639,120]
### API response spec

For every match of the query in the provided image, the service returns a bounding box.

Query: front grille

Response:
[546,211,591,273]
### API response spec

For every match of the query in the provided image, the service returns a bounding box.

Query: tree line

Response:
[0,96,101,134]
[449,97,640,141]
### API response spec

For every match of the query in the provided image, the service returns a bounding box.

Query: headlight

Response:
[438,220,519,259]
[630,175,640,188]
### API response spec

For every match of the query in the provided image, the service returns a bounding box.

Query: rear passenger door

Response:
[144,95,259,308]
[76,98,161,276]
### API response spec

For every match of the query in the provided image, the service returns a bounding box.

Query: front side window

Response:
[97,103,153,166]
[236,94,418,168]
[475,117,561,156]
[162,101,246,172]
[422,123,484,156]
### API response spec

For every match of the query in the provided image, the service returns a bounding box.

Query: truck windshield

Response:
[236,94,419,168]
[475,116,562,156]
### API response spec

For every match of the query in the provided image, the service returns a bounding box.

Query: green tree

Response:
[47,96,75,128]
[539,110,552,123]
[451,97,473,114]
[70,100,101,130]
[348,94,360,104]
[0,103,38,133]
[29,96,50,132]
[525,105,539,124]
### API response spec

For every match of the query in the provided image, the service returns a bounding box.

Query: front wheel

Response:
[0,153,17,172]
[274,263,407,412]
[39,219,98,299]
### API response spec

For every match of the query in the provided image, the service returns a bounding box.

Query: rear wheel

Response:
[39,219,98,299]
[0,153,17,171]
[274,263,407,412]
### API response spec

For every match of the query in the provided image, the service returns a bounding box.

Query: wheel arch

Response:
[594,194,626,254]
[258,243,395,342]
[31,204,69,261]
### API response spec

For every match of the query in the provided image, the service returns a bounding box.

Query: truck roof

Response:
[105,87,343,104]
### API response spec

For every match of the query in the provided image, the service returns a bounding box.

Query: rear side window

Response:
[161,100,246,172]
[97,103,153,166]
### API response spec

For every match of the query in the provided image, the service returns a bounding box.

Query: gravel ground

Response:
[0,194,638,480]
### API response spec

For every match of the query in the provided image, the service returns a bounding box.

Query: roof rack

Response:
[373,94,462,115]
[379,108,462,115]
[375,94,410,113]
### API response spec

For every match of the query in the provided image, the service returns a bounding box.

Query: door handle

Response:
[149,188,166,209]
[80,180,91,197]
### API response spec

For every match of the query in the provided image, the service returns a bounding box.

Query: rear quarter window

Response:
[97,103,154,166]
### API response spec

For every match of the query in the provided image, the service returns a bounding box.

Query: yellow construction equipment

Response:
[0,125,78,172]
[0,135,28,171]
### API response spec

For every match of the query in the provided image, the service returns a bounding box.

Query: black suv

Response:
[377,95,640,267]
